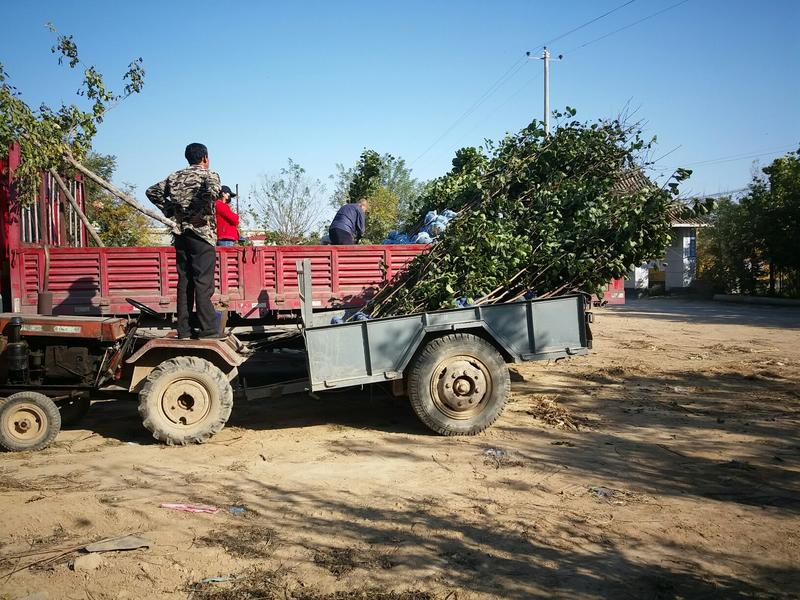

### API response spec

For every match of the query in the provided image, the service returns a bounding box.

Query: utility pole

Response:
[542,47,550,136]
[527,47,562,137]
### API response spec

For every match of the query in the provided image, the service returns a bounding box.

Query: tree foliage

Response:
[0,25,144,205]
[368,109,707,317]
[698,149,800,296]
[82,153,153,247]
[248,158,326,244]
[331,149,425,241]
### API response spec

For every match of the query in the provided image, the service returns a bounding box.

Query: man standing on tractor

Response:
[146,143,222,339]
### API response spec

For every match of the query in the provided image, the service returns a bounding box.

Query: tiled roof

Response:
[667,206,711,227]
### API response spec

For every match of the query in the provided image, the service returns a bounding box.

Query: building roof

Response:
[667,206,711,227]
[611,170,711,228]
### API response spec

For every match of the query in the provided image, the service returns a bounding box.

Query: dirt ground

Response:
[1,298,799,600]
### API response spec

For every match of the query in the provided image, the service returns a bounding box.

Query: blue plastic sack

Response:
[424,210,438,225]
[441,209,457,220]
[330,316,344,325]
[352,312,370,321]
[412,232,433,244]
[429,222,446,236]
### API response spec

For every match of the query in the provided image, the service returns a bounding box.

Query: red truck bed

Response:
[7,244,424,318]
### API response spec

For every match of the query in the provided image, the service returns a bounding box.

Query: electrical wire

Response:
[665,146,796,168]
[411,0,643,166]
[563,0,693,55]
[531,0,638,55]
[441,71,545,159]
[410,55,528,166]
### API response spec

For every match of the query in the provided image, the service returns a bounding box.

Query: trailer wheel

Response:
[407,333,510,436]
[58,396,91,426]
[138,356,233,445]
[0,392,62,451]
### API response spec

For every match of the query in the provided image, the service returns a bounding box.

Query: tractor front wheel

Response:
[0,392,62,451]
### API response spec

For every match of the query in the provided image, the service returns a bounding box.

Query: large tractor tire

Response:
[0,391,62,451]
[407,333,510,436]
[138,356,233,445]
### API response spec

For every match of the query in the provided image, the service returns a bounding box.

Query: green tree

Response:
[331,149,425,239]
[697,197,761,294]
[698,149,800,296]
[83,153,153,247]
[248,158,326,244]
[752,150,800,294]
[367,109,708,317]
[404,146,488,228]
[0,24,144,204]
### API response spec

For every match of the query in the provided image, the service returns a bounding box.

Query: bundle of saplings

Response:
[367,109,708,318]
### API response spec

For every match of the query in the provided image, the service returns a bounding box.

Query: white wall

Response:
[664,227,697,290]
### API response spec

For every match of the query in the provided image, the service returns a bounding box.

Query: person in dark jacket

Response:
[146,143,222,339]
[329,198,369,245]
[216,185,240,246]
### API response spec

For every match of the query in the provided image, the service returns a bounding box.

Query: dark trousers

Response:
[329,227,354,245]
[174,231,217,336]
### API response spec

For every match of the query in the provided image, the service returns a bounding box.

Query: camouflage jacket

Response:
[146,165,221,246]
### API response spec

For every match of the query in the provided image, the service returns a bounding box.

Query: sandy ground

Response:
[1,298,799,600]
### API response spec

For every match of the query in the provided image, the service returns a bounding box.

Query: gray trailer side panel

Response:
[304,295,587,391]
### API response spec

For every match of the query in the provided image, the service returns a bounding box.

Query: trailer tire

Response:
[0,392,62,451]
[138,357,233,446]
[407,333,510,436]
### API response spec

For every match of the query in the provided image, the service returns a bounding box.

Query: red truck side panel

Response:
[8,244,426,318]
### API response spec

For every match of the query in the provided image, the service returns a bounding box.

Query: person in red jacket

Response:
[215,185,240,246]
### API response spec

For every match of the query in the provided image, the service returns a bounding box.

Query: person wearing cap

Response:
[215,185,241,247]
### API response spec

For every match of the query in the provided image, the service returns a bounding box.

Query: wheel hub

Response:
[435,358,490,416]
[161,379,212,426]
[2,403,47,442]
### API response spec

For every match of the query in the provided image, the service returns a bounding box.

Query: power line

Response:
[664,146,796,169]
[411,0,642,166]
[699,188,749,198]
[563,0,692,55]
[532,0,638,54]
[438,71,545,161]
[409,55,528,166]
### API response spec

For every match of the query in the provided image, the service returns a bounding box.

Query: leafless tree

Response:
[248,159,326,243]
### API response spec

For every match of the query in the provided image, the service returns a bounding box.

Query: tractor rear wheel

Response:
[138,356,233,445]
[0,392,62,451]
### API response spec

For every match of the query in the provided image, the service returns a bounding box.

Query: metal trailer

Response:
[0,260,592,451]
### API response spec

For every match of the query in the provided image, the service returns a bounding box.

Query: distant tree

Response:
[698,149,800,296]
[750,150,800,294]
[249,158,326,244]
[697,197,761,294]
[331,149,425,237]
[80,152,153,247]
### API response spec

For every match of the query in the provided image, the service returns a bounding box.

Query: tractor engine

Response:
[0,314,128,387]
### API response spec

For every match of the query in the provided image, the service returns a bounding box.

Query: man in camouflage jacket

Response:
[146,143,222,338]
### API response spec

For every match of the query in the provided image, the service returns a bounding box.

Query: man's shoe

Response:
[176,331,192,339]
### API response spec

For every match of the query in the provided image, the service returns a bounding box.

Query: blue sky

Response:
[1,0,798,221]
